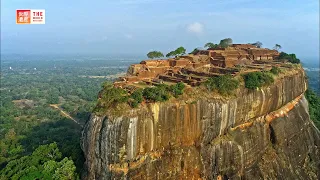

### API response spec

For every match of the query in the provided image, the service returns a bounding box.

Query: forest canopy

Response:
[0,58,130,178]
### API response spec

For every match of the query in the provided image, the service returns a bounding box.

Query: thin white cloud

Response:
[110,0,182,5]
[186,22,204,35]
[124,34,133,39]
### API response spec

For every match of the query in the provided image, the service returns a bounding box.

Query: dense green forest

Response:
[305,89,320,129]
[0,56,136,179]
[0,55,319,179]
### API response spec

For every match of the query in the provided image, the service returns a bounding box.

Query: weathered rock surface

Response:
[81,69,320,179]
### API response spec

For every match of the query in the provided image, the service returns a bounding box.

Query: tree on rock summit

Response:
[166,46,186,58]
[273,44,282,51]
[219,38,233,48]
[251,41,263,48]
[204,42,219,49]
[147,51,164,59]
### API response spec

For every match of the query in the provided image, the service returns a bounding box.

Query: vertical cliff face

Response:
[81,69,320,179]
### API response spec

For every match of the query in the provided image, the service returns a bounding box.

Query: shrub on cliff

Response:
[260,72,274,85]
[143,85,170,102]
[278,52,300,64]
[270,66,281,75]
[243,72,274,89]
[99,82,128,108]
[305,89,320,129]
[169,82,185,98]
[129,89,143,108]
[204,75,239,95]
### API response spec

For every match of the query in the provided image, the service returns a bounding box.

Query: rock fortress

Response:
[82,42,320,180]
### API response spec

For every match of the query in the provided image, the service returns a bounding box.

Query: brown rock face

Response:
[81,70,320,179]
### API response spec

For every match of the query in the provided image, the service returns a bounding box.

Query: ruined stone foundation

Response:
[82,70,320,180]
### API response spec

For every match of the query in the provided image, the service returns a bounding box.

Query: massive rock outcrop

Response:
[81,68,320,179]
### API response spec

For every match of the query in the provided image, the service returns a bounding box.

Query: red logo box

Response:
[16,10,31,24]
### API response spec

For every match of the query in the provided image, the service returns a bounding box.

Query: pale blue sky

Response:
[1,0,319,59]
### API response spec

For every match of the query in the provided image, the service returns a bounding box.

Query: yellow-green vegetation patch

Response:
[204,74,240,96]
[95,82,187,114]
[243,71,274,90]
[278,52,300,64]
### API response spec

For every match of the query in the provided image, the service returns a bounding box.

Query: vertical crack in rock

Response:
[269,124,276,147]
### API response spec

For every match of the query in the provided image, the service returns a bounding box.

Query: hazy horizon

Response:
[1,0,319,59]
[1,53,319,62]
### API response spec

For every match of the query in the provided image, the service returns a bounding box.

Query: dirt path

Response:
[49,104,83,127]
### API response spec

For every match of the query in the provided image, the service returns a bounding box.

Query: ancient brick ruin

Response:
[114,44,280,89]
